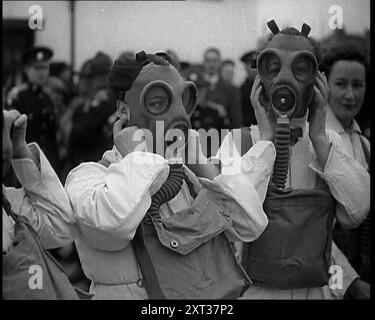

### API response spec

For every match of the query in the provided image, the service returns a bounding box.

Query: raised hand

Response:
[250,75,274,141]
[308,71,329,142]
[113,117,144,157]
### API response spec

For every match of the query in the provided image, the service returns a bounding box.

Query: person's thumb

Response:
[12,114,28,149]
[113,117,128,136]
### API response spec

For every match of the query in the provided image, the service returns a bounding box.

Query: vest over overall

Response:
[237,128,336,289]
[131,164,251,299]
[2,196,90,300]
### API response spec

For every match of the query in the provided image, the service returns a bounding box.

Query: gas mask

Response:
[114,52,198,156]
[258,20,318,124]
[257,20,318,189]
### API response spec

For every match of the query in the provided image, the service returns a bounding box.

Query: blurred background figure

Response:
[189,47,241,157]
[3,71,26,106]
[6,46,60,175]
[119,50,135,59]
[179,60,192,77]
[44,75,71,170]
[58,51,115,181]
[50,61,74,103]
[180,61,200,81]
[220,59,235,85]
[239,50,258,127]
[321,43,371,285]
[45,75,69,118]
[166,49,181,71]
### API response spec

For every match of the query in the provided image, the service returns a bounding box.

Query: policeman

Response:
[7,46,60,172]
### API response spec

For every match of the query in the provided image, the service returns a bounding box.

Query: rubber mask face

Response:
[124,63,197,151]
[257,33,318,120]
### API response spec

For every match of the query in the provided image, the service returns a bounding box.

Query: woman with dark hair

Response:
[321,44,368,135]
[321,44,371,285]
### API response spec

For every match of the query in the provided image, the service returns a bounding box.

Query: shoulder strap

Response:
[359,135,370,169]
[97,158,111,167]
[132,226,165,299]
[232,127,254,157]
[2,194,19,222]
[184,173,198,199]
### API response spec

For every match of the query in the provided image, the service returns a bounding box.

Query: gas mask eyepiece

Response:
[141,81,172,115]
[140,80,198,117]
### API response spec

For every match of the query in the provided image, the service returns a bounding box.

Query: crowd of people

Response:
[2,20,371,300]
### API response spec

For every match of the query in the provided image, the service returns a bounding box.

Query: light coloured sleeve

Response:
[206,132,276,242]
[65,151,170,251]
[9,143,78,249]
[310,130,370,228]
[329,241,359,299]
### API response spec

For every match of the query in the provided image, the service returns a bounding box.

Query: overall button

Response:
[221,210,230,218]
[170,240,179,248]
[137,279,144,288]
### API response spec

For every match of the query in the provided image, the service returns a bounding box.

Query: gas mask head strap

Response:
[136,50,170,67]
[267,20,311,38]
[267,20,280,35]
[301,23,311,37]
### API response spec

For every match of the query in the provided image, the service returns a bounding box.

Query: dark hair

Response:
[319,44,368,79]
[106,51,171,100]
[155,51,179,69]
[50,62,69,78]
[221,59,235,67]
[204,47,221,60]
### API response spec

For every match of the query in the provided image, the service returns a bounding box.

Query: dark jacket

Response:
[7,83,59,169]
[190,75,242,131]
[68,91,116,167]
[240,76,257,126]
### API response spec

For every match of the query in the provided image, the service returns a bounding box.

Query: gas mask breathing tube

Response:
[145,163,185,224]
[133,52,194,220]
[257,20,318,189]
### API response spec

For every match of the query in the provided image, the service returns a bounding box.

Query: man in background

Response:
[220,59,236,85]
[190,48,241,156]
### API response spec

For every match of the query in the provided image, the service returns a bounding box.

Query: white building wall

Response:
[3,0,370,85]
[3,0,71,62]
[253,0,371,42]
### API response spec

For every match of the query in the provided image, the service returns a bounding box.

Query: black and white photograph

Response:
[2,0,372,311]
